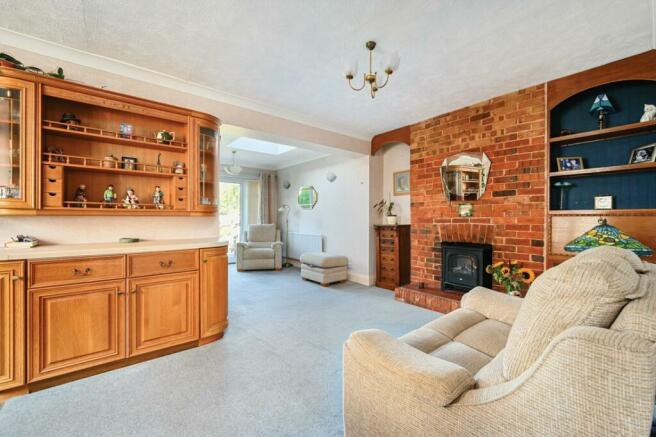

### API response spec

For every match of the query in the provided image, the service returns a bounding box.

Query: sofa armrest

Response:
[344,329,475,407]
[460,286,523,325]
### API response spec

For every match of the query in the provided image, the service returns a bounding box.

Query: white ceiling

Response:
[0,0,654,139]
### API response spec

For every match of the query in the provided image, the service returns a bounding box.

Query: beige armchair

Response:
[344,246,656,436]
[236,224,282,271]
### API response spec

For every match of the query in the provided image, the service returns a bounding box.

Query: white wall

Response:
[380,142,411,225]
[277,155,373,285]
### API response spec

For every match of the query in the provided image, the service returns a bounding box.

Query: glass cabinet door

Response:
[195,119,219,210]
[0,78,34,209]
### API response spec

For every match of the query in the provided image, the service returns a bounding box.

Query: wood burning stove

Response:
[441,242,492,292]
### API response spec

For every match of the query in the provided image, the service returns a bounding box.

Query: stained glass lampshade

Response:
[589,93,615,114]
[564,218,653,256]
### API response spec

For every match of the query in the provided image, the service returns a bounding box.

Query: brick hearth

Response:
[395,284,462,313]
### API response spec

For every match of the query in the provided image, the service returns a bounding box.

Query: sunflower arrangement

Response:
[485,260,535,296]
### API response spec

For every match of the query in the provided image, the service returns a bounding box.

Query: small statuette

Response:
[640,104,656,122]
[123,188,140,209]
[152,186,164,209]
[73,184,87,208]
[103,185,117,204]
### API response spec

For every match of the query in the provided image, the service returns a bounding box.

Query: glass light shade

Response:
[564,218,652,256]
[589,93,615,114]
[386,51,400,72]
[343,59,358,77]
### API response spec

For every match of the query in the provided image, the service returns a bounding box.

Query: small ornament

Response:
[103,185,117,203]
[156,130,175,144]
[640,104,656,122]
[152,186,165,209]
[60,112,81,125]
[73,184,87,207]
[156,153,163,173]
[123,188,140,209]
[173,161,185,174]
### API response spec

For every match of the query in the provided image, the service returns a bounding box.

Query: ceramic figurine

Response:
[73,184,87,207]
[641,104,656,122]
[103,185,117,203]
[173,161,185,174]
[123,188,140,209]
[153,186,164,209]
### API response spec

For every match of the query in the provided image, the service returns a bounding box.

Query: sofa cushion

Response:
[503,246,642,380]
[300,252,348,268]
[422,308,485,339]
[248,224,276,242]
[430,342,492,375]
[460,287,523,325]
[612,264,656,342]
[243,247,275,260]
[399,326,451,354]
[474,349,507,388]
[454,319,511,358]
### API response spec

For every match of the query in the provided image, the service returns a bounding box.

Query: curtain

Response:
[259,171,278,225]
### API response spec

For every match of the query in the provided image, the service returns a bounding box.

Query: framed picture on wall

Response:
[393,170,410,195]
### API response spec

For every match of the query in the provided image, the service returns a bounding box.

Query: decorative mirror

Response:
[440,152,491,201]
[298,185,318,209]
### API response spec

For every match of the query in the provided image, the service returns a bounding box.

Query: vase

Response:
[385,215,397,225]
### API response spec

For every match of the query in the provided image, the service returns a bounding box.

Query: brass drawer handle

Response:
[11,275,22,281]
[73,267,92,276]
[117,290,126,295]
[159,260,173,268]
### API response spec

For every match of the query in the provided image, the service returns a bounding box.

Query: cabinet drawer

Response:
[42,164,63,179]
[174,196,187,210]
[28,256,126,288]
[42,191,63,207]
[128,249,198,277]
[42,177,63,193]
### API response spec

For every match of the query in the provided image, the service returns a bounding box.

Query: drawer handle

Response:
[117,290,126,295]
[73,267,92,276]
[48,178,57,183]
[159,260,174,268]
[11,275,22,281]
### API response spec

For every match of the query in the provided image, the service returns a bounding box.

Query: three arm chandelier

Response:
[344,41,400,99]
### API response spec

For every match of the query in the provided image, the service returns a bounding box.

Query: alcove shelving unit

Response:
[546,51,656,266]
[0,67,219,215]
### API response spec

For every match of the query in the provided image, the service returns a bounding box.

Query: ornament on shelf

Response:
[103,185,117,203]
[123,188,140,209]
[640,104,656,122]
[72,184,88,207]
[153,186,165,209]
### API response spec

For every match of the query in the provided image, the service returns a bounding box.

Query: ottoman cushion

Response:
[300,252,348,268]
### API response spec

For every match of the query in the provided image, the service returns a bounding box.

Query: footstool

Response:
[300,252,348,286]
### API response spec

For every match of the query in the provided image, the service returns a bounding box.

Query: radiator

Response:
[287,232,323,260]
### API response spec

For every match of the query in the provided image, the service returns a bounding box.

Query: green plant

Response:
[372,199,395,216]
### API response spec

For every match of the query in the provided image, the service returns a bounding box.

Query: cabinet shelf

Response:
[549,161,656,177]
[43,120,188,152]
[59,201,173,210]
[43,153,186,178]
[549,119,656,146]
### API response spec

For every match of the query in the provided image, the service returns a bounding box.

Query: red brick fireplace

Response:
[395,85,547,312]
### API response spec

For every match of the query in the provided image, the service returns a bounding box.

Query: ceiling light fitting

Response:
[224,150,242,175]
[344,41,400,99]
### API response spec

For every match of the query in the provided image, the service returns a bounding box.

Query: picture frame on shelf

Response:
[628,143,656,164]
[556,157,584,171]
[121,156,138,171]
[594,195,613,210]
[393,170,410,195]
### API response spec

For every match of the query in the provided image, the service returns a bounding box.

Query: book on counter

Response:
[4,239,39,248]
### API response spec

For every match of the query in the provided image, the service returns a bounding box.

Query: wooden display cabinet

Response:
[0,67,219,215]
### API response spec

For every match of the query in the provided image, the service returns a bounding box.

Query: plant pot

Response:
[384,215,397,225]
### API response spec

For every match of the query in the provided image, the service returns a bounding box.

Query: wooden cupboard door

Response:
[29,280,126,382]
[0,261,25,391]
[200,247,228,338]
[128,272,199,356]
[191,117,218,212]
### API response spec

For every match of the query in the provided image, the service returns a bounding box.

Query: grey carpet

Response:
[0,266,437,437]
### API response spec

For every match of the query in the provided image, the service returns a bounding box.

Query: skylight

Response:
[229,137,296,155]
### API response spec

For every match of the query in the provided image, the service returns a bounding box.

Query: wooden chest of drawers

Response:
[374,225,411,290]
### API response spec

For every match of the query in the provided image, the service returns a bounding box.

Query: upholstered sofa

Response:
[236,224,282,271]
[344,246,656,436]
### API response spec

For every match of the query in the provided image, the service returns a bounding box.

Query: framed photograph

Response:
[458,203,473,217]
[121,156,138,171]
[594,195,613,210]
[556,157,584,171]
[119,123,134,138]
[393,170,410,196]
[628,143,656,164]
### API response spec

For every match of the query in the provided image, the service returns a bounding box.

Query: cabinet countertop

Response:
[0,238,228,261]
